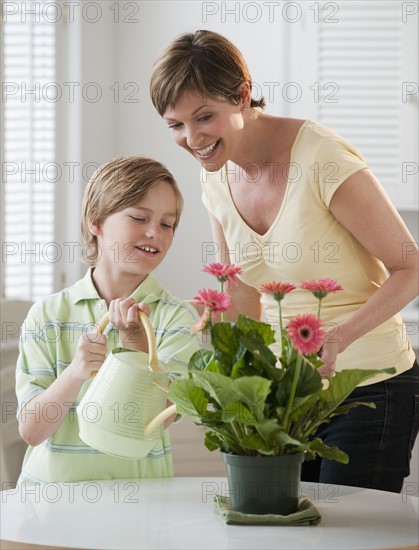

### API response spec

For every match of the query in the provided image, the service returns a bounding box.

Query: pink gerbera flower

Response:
[259,281,297,302]
[202,263,242,287]
[287,314,325,356]
[193,289,232,313]
[300,278,343,300]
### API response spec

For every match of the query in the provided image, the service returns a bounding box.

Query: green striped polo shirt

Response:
[16,268,201,484]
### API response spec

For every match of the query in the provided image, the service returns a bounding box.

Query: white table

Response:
[1,478,418,549]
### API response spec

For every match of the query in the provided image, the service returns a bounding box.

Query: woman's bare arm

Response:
[318,168,419,375]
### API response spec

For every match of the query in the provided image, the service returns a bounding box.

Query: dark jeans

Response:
[301,360,419,493]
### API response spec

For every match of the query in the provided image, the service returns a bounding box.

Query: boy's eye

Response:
[130,216,145,222]
[161,223,174,230]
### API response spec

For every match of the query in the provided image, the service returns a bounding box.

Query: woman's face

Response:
[163,89,246,172]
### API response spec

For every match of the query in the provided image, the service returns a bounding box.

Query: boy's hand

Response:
[69,332,107,381]
[109,298,151,353]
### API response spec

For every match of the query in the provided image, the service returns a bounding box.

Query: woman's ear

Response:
[239,81,252,110]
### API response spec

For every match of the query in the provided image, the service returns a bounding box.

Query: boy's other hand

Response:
[69,332,107,381]
[109,298,151,353]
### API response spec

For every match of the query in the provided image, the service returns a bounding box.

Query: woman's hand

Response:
[317,328,344,378]
[109,298,151,352]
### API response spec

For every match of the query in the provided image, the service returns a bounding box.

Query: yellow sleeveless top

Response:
[201,119,415,384]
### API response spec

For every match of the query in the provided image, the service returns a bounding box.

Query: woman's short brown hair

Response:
[81,156,183,264]
[150,30,266,116]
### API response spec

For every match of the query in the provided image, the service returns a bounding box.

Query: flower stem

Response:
[207,311,213,335]
[278,301,283,356]
[317,298,322,319]
[220,281,226,322]
[283,353,303,433]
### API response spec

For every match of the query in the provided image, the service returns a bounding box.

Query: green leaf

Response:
[304,438,349,464]
[276,360,322,406]
[167,379,208,419]
[235,314,275,346]
[213,350,237,376]
[210,323,242,375]
[239,424,303,455]
[328,400,376,418]
[255,420,302,447]
[204,431,222,452]
[188,349,216,372]
[298,360,323,396]
[206,361,224,374]
[319,368,395,411]
[192,371,237,408]
[260,362,286,384]
[230,356,248,379]
[211,322,239,357]
[233,376,272,421]
[240,433,275,454]
[289,394,318,422]
[270,430,303,449]
[239,333,277,366]
[203,426,243,455]
[298,368,395,437]
[221,402,257,424]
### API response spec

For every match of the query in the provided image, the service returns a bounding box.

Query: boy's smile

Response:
[136,245,158,255]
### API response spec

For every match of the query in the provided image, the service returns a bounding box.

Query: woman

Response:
[150,30,419,492]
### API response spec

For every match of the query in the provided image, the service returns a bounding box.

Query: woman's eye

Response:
[168,123,182,130]
[199,114,212,122]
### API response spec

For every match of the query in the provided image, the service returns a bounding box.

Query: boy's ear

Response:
[88,218,100,236]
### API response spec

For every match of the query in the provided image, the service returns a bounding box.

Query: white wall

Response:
[57,7,119,286]
[111,1,289,298]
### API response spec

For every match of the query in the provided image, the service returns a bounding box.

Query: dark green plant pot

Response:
[222,452,305,515]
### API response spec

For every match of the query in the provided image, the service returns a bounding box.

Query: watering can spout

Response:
[77,309,177,459]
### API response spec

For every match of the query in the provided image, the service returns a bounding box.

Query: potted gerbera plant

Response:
[167,264,394,516]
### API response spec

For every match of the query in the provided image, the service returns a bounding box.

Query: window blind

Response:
[316,1,403,192]
[289,0,417,209]
[2,0,56,301]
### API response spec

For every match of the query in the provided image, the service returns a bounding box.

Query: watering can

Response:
[77,311,177,459]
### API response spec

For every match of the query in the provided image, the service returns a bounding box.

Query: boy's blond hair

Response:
[150,29,265,116]
[81,156,183,264]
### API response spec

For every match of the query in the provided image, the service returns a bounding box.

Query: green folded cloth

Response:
[214,494,321,526]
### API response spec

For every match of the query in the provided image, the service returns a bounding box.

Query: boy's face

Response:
[91,181,177,280]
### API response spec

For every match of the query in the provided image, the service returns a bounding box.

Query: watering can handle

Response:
[94,310,178,433]
[144,404,177,437]
[95,310,159,372]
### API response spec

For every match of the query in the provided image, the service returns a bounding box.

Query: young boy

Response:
[15,157,201,484]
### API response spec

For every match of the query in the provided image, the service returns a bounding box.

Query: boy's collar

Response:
[68,267,164,305]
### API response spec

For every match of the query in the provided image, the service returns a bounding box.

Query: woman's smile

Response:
[193,139,221,159]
